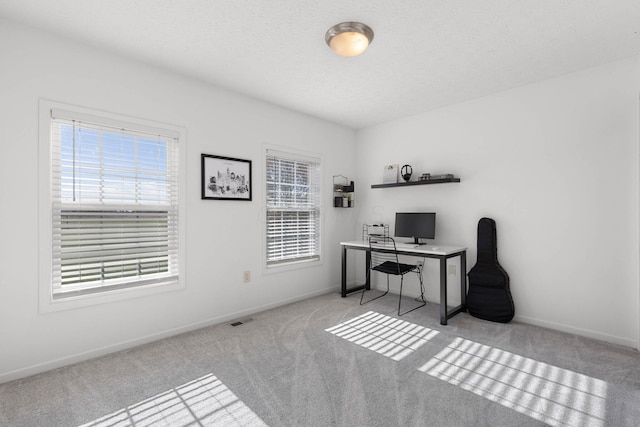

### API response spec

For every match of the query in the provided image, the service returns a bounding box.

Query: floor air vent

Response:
[230,318,254,327]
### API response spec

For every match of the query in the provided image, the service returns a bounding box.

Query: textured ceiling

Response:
[1,0,639,129]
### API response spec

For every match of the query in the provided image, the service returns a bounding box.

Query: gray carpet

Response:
[1,292,639,426]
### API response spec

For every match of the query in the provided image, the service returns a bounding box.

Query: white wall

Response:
[355,57,640,348]
[0,19,356,382]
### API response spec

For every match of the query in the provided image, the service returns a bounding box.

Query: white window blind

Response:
[49,109,180,298]
[266,150,321,266]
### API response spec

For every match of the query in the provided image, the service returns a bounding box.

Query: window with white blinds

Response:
[265,149,321,266]
[48,109,180,299]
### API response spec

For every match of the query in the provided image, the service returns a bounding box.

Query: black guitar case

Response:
[466,218,515,323]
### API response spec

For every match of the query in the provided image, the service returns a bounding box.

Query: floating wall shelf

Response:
[371,177,460,189]
[333,175,355,207]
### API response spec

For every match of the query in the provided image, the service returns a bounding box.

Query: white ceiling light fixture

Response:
[325,22,374,57]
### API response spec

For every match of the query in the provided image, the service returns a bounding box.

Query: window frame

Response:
[38,100,187,313]
[263,146,323,272]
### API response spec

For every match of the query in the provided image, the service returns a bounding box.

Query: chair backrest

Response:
[369,236,400,273]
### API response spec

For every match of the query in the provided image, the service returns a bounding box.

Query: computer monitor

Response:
[394,212,436,245]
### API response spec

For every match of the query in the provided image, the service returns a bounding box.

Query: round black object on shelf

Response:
[401,164,412,182]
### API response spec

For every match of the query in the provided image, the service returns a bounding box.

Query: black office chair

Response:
[360,236,426,316]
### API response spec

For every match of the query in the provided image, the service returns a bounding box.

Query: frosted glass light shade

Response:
[325,22,374,57]
[330,31,369,57]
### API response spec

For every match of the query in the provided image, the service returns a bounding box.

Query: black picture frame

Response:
[201,154,252,201]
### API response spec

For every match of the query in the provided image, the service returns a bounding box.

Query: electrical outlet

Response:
[448,265,456,276]
[243,270,251,283]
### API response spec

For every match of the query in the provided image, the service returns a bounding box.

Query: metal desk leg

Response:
[341,245,347,297]
[460,250,467,310]
[440,256,447,325]
[365,250,371,290]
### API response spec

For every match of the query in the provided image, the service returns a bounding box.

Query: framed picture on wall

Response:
[201,154,252,201]
[382,164,399,184]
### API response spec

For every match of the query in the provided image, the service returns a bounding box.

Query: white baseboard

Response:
[514,313,638,349]
[0,287,335,384]
[355,281,638,350]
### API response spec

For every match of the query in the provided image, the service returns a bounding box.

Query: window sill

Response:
[263,257,323,275]
[39,280,184,314]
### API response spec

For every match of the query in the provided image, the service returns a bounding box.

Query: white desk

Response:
[340,240,467,325]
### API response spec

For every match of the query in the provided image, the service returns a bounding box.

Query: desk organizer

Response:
[362,224,389,241]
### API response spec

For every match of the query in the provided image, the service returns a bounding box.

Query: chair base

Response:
[398,295,426,316]
[361,270,427,316]
[359,289,389,306]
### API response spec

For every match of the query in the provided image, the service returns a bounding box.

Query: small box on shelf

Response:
[342,183,354,193]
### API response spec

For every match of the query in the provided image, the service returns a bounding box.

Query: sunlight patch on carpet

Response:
[79,373,267,427]
[418,337,607,427]
[325,311,439,361]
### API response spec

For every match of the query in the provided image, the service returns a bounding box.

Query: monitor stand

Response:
[413,237,427,246]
